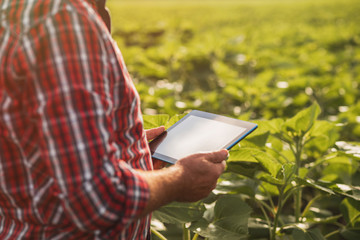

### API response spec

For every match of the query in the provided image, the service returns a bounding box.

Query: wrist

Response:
[137,165,186,216]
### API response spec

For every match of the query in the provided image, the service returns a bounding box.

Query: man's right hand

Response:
[139,149,228,216]
[172,150,228,202]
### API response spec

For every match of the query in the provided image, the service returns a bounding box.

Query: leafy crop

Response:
[144,103,360,239]
[107,0,360,239]
[108,0,360,140]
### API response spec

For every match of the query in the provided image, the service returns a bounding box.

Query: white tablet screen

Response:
[154,115,246,160]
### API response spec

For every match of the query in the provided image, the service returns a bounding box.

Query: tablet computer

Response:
[149,110,258,164]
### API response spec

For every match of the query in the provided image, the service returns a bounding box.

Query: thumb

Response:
[146,126,166,141]
[204,149,229,164]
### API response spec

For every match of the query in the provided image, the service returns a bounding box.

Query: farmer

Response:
[0,0,227,239]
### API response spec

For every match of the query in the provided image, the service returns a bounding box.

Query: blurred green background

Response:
[107,0,360,140]
[106,1,360,239]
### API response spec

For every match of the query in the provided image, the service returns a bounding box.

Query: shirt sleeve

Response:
[22,3,150,232]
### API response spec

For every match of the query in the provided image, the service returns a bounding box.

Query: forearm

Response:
[137,150,228,216]
[138,166,184,216]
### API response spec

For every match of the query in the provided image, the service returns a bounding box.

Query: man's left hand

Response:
[145,126,165,141]
[145,126,166,169]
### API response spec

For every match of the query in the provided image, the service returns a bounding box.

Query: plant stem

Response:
[301,195,322,218]
[294,187,302,222]
[260,185,277,212]
[257,200,272,239]
[271,189,284,240]
[324,229,341,239]
[183,224,191,240]
[151,228,168,240]
[192,233,199,240]
[294,136,303,222]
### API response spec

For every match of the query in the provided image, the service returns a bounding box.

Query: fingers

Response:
[202,149,229,164]
[146,126,166,141]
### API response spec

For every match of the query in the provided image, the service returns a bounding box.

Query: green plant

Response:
[144,103,360,239]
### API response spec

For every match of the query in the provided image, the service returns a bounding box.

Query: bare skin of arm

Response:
[139,127,227,216]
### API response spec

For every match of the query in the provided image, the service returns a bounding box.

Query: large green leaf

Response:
[226,161,260,178]
[228,148,282,177]
[281,163,296,182]
[228,148,258,163]
[152,201,206,224]
[295,178,335,195]
[308,120,338,141]
[284,102,321,134]
[336,142,360,160]
[327,183,360,201]
[215,177,257,197]
[259,118,284,135]
[306,120,339,155]
[208,195,252,240]
[257,172,284,186]
[248,218,270,239]
[143,114,169,129]
[321,155,358,185]
[164,113,187,129]
[341,229,360,240]
[340,198,360,228]
[291,228,326,240]
[241,131,270,148]
[241,120,270,147]
[297,178,360,201]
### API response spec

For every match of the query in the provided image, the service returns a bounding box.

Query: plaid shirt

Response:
[0,0,152,239]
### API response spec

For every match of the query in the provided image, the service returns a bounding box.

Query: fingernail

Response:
[223,149,229,159]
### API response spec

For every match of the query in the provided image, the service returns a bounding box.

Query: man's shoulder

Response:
[0,0,98,35]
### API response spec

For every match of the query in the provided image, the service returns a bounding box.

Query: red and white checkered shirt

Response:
[0,0,153,239]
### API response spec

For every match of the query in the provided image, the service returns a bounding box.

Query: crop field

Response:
[108,0,360,239]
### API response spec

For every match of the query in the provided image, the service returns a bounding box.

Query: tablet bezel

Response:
[150,110,258,164]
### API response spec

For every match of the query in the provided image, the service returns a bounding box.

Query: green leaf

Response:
[215,178,257,197]
[284,102,321,134]
[227,148,259,163]
[297,178,360,201]
[226,161,260,178]
[164,113,187,129]
[291,228,326,240]
[258,178,280,195]
[143,114,169,129]
[281,163,296,182]
[209,195,252,240]
[304,215,342,224]
[295,178,335,195]
[241,131,270,148]
[336,142,360,160]
[341,229,360,240]
[321,155,358,185]
[308,120,338,141]
[340,198,360,227]
[306,121,339,155]
[248,218,270,239]
[241,120,270,147]
[152,201,206,224]
[260,118,284,135]
[257,172,284,186]
[228,148,282,177]
[328,183,360,201]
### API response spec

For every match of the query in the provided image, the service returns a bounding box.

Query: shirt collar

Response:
[84,0,111,32]
[84,0,98,10]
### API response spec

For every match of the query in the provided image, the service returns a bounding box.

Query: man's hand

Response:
[145,126,167,169]
[139,149,228,216]
[172,150,228,202]
[145,126,166,141]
